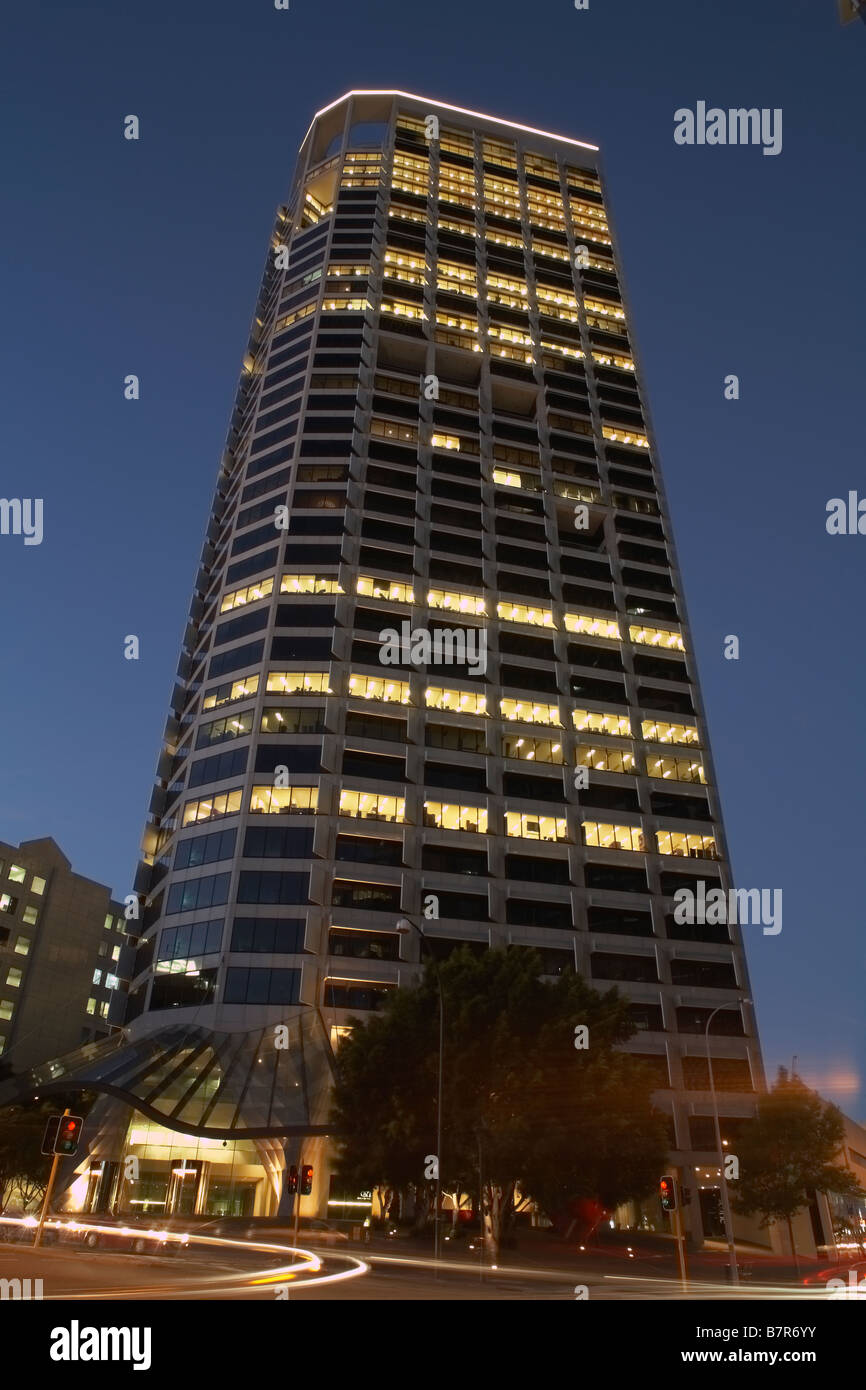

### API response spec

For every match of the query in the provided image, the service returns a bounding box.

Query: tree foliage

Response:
[732,1067,863,1227]
[330,946,669,1247]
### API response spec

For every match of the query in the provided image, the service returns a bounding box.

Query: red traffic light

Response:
[659,1175,677,1212]
[300,1164,313,1196]
[286,1165,298,1195]
[54,1115,84,1156]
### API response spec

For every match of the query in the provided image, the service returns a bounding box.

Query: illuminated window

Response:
[583,822,646,852]
[327,262,371,278]
[384,247,427,285]
[592,350,634,372]
[437,261,477,296]
[6,968,22,988]
[274,301,317,334]
[577,746,637,774]
[429,588,486,616]
[31,876,46,895]
[203,675,260,711]
[339,790,406,823]
[565,613,620,641]
[425,687,488,716]
[321,296,369,313]
[492,468,541,491]
[220,577,274,613]
[357,576,415,604]
[500,698,561,727]
[496,601,554,628]
[92,969,102,986]
[348,675,410,704]
[280,574,343,596]
[536,284,579,319]
[629,624,685,652]
[381,297,426,322]
[182,788,244,826]
[506,812,568,842]
[0,894,17,915]
[249,786,319,815]
[656,830,719,859]
[585,296,626,323]
[573,709,632,738]
[641,719,699,747]
[647,754,705,785]
[532,237,571,263]
[424,802,488,833]
[430,431,461,451]
[371,416,419,444]
[502,734,564,764]
[266,672,333,695]
[540,338,585,363]
[603,425,650,450]
[84,998,95,1017]
[13,937,29,956]
[21,905,38,925]
[483,139,517,169]
[8,865,26,884]
[438,215,476,238]
[433,311,478,340]
[487,324,533,351]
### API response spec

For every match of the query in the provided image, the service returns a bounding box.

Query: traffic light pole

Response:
[33,1108,69,1249]
[672,1189,689,1293]
[292,1149,302,1248]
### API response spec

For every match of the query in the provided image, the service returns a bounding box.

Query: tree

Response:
[0,1104,52,1212]
[330,946,669,1258]
[731,1068,864,1272]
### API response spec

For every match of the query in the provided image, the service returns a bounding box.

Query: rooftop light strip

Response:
[303,90,599,153]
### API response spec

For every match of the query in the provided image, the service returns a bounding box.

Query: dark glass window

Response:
[224,967,301,1005]
[243,827,315,859]
[236,871,309,904]
[174,828,237,870]
[230,917,305,953]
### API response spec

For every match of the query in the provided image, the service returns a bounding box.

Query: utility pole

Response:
[33,1108,69,1249]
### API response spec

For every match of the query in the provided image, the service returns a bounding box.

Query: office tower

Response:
[9,91,765,1240]
[0,837,128,1071]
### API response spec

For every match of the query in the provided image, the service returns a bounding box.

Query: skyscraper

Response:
[13,91,765,1241]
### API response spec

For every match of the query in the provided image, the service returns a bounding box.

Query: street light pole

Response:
[397,917,444,1263]
[705,1001,750,1286]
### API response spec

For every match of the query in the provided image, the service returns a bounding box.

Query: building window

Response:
[182,788,244,826]
[357,576,415,604]
[429,588,486,616]
[6,968,23,988]
[576,745,637,774]
[0,894,18,915]
[220,577,275,613]
[13,937,30,956]
[656,830,719,859]
[31,876,46,895]
[573,708,632,738]
[502,734,564,764]
[266,671,333,695]
[348,675,411,704]
[280,573,343,596]
[648,753,705,784]
[7,865,26,884]
[583,822,646,852]
[506,812,568,842]
[641,719,699,747]
[500,698,560,727]
[497,602,554,628]
[21,905,38,925]
[565,612,620,641]
[249,786,318,815]
[202,675,260,710]
[424,802,488,834]
[339,790,405,823]
[425,687,488,716]
[629,624,685,652]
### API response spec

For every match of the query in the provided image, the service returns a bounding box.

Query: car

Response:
[194,1216,348,1247]
[803,1257,866,1295]
[53,1216,189,1256]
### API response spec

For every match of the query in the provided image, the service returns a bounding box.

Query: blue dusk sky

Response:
[1,0,863,1115]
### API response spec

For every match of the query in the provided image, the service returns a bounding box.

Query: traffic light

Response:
[55,1115,84,1156]
[659,1175,677,1212]
[286,1165,298,1195]
[300,1164,313,1196]
[41,1116,61,1156]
